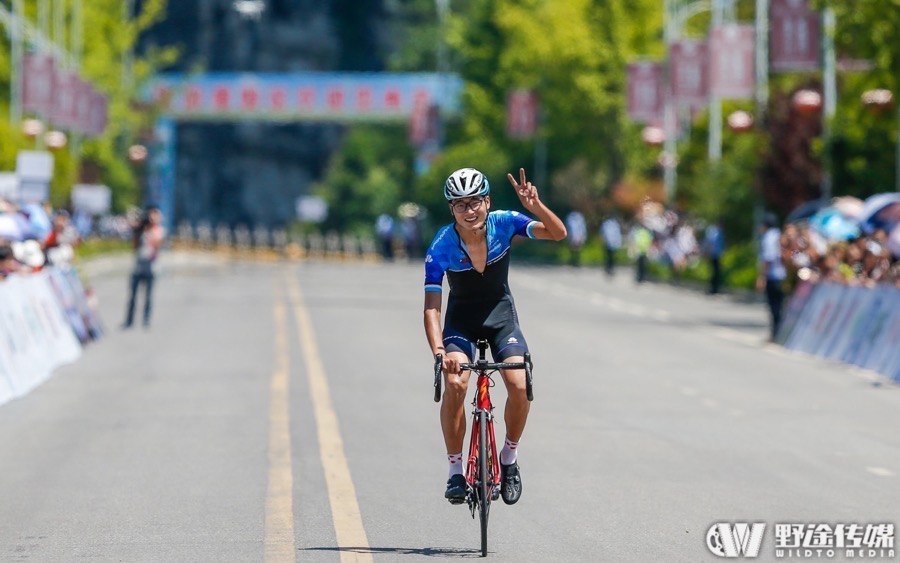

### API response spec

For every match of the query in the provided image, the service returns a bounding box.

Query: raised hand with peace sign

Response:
[506,168,567,241]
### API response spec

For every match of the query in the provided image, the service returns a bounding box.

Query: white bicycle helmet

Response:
[443,168,490,200]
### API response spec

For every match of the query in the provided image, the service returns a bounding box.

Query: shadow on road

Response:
[300,546,482,558]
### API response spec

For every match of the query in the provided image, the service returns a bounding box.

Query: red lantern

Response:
[44,130,67,150]
[22,119,44,139]
[657,151,678,168]
[128,144,148,163]
[641,126,665,146]
[727,110,754,132]
[861,89,893,115]
[792,89,822,115]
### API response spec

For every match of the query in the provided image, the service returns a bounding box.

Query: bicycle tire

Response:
[478,410,490,557]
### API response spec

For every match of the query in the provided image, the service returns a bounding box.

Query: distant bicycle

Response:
[433,339,533,557]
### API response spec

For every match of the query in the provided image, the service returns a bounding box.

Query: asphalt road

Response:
[1,251,898,562]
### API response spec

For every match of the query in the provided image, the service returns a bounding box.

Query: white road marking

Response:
[285,274,373,563]
[866,467,895,477]
[264,286,296,562]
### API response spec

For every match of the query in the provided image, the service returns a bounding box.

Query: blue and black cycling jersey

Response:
[425,210,537,301]
[424,210,537,361]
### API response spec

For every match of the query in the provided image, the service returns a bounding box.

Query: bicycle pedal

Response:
[447,497,466,505]
[491,487,500,501]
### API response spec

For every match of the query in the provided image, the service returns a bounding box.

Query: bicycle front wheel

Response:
[478,410,490,557]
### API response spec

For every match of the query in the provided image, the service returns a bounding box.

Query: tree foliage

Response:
[313,125,415,234]
[0,0,176,210]
[315,0,899,248]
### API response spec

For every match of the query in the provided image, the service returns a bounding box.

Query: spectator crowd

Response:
[780,216,900,289]
[0,197,139,281]
[0,198,81,280]
[598,194,900,292]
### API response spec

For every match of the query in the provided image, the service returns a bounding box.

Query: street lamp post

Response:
[861,89,899,193]
[435,0,449,76]
[435,0,450,154]
[662,0,679,203]
[662,0,715,202]
[820,6,836,201]
[10,0,23,124]
[754,0,769,124]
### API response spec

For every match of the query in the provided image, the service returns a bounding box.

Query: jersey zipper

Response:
[455,224,486,276]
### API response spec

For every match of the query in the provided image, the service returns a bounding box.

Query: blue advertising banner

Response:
[780,283,900,382]
[147,72,463,122]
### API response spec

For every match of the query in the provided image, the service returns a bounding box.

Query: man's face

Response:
[449,196,489,232]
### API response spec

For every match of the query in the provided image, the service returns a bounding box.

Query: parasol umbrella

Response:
[859,192,900,234]
[21,203,52,239]
[786,198,828,223]
[0,213,24,241]
[831,196,865,220]
[808,206,861,241]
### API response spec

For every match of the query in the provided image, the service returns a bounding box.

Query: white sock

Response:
[448,453,463,477]
[500,437,518,465]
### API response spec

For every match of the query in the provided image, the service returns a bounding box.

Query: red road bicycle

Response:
[433,339,533,557]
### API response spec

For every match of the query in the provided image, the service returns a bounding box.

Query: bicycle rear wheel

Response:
[478,410,490,557]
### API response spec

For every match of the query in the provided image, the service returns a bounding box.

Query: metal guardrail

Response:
[171,221,379,261]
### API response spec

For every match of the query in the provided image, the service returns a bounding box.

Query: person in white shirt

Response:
[600,216,622,277]
[123,207,166,329]
[756,213,787,341]
[565,211,587,266]
[703,218,725,294]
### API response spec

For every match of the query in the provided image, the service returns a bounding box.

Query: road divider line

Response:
[285,274,372,563]
[264,285,296,562]
[866,466,895,477]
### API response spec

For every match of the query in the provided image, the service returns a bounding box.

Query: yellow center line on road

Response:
[285,274,373,563]
[265,286,296,562]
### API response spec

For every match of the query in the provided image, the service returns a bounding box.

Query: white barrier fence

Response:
[778,282,900,382]
[0,268,103,406]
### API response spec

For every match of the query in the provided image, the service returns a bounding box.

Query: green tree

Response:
[670,0,899,234]
[441,0,662,218]
[314,125,415,234]
[819,0,899,198]
[320,0,666,245]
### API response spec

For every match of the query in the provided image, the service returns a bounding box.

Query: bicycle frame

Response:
[465,369,500,506]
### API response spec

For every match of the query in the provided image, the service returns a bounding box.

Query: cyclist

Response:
[423,167,566,505]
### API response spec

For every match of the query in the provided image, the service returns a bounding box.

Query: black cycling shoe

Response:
[445,474,467,504]
[500,462,522,505]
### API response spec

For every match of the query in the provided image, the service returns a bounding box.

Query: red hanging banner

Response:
[709,25,756,99]
[626,62,663,123]
[670,40,708,109]
[770,0,821,72]
[22,55,57,118]
[506,89,539,140]
[52,70,80,128]
[86,91,109,136]
[73,78,94,134]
